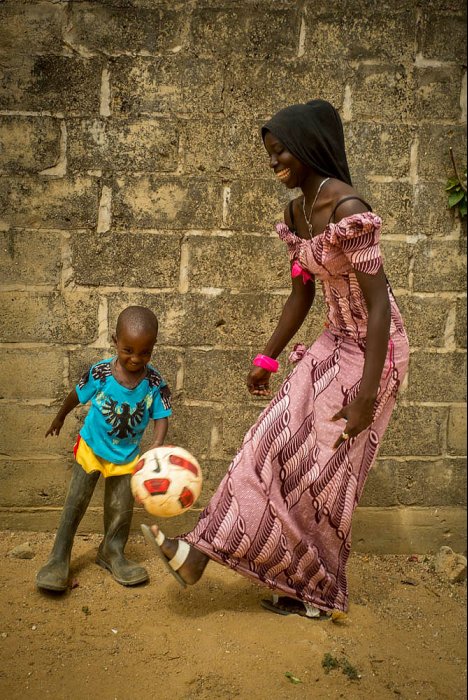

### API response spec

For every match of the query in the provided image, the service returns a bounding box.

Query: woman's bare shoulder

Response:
[328,182,372,221]
[283,196,303,229]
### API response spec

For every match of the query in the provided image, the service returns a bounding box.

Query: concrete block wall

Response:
[0,0,466,552]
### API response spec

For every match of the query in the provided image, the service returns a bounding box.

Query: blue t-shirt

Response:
[76,358,172,464]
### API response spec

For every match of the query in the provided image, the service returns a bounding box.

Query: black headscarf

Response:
[261,99,352,185]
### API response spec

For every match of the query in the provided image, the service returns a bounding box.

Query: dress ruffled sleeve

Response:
[327,212,383,275]
[275,223,301,262]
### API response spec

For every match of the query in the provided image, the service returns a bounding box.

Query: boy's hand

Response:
[148,441,164,450]
[45,417,64,437]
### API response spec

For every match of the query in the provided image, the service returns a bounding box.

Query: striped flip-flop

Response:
[141,523,190,589]
[260,595,330,620]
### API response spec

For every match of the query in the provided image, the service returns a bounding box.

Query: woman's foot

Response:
[141,524,208,586]
[260,595,331,620]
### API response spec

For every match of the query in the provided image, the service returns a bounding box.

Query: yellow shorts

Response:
[74,436,140,478]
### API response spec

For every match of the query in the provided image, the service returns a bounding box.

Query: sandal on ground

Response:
[141,524,189,589]
[260,595,331,620]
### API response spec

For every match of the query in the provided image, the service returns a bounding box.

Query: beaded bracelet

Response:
[253,354,279,373]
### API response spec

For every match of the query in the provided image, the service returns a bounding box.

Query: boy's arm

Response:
[45,388,80,437]
[149,417,169,449]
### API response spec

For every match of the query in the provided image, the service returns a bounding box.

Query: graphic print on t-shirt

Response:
[101,397,146,439]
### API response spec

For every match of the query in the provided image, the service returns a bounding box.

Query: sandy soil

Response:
[0,530,466,700]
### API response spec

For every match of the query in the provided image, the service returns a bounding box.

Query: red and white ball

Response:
[131,445,202,518]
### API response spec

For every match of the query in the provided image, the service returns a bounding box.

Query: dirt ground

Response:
[0,530,466,700]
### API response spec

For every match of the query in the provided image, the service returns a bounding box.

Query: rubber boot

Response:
[95,474,148,586]
[36,464,100,592]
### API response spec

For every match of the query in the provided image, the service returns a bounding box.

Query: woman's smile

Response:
[276,167,291,182]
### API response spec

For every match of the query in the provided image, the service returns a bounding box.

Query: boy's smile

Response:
[113,328,157,377]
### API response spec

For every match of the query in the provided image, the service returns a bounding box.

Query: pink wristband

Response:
[253,354,279,373]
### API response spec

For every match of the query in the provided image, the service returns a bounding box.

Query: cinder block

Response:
[353,180,414,237]
[0,2,66,56]
[394,295,452,348]
[0,291,100,344]
[184,348,252,403]
[111,56,225,117]
[414,66,465,123]
[222,402,266,458]
[112,176,222,230]
[0,56,103,116]
[187,235,289,291]
[67,118,179,173]
[70,230,181,288]
[177,293,288,348]
[192,459,231,504]
[397,458,467,506]
[419,10,467,63]
[412,240,466,292]
[189,5,299,59]
[345,123,415,180]
[226,179,288,231]
[353,505,466,554]
[0,117,62,173]
[224,58,350,117]
[381,404,447,456]
[0,176,99,229]
[413,182,460,239]
[455,298,467,349]
[359,459,399,507]
[0,460,71,508]
[0,349,64,400]
[447,406,467,456]
[350,65,415,123]
[305,9,416,64]
[0,404,81,457]
[407,351,466,403]
[69,4,184,55]
[380,241,411,290]
[0,230,61,286]
[417,125,467,181]
[183,118,267,177]
[163,401,224,461]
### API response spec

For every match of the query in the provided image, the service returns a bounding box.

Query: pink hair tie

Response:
[253,354,279,373]
[291,260,313,284]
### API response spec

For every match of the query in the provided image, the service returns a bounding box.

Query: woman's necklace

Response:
[302,177,330,237]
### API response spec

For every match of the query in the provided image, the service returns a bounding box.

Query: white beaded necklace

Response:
[302,177,330,237]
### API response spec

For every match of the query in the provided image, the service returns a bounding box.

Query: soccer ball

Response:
[131,445,202,518]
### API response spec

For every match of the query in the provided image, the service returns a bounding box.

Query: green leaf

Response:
[448,191,465,207]
[446,177,459,190]
[459,200,467,218]
[285,672,302,684]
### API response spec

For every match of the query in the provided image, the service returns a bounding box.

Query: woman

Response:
[142,99,409,618]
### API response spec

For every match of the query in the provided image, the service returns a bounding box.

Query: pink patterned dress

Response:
[183,212,409,612]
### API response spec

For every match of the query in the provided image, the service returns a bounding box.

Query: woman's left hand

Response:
[331,395,376,449]
[246,366,271,397]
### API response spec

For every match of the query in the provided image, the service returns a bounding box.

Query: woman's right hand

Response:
[45,417,64,437]
[246,367,271,397]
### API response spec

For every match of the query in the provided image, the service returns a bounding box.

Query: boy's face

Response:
[113,326,157,374]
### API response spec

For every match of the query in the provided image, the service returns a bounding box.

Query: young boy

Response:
[36,305,172,592]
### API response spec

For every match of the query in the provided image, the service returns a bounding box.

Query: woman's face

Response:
[263,131,310,189]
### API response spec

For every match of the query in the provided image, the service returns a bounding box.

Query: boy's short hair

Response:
[116,306,158,338]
